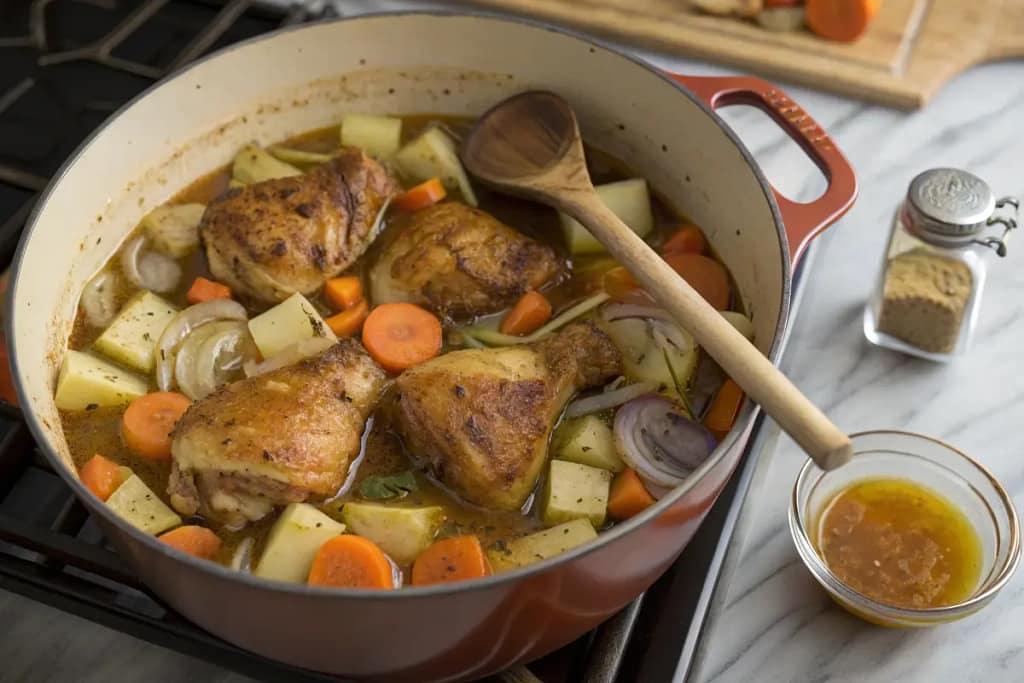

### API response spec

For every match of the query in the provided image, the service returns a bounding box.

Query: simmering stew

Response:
[56,111,751,588]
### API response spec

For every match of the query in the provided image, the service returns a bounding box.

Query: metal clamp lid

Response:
[905,168,1018,256]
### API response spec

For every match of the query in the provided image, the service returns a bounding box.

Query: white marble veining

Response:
[3,1,1023,681]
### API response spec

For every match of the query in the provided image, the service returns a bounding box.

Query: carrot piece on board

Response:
[394,178,447,213]
[326,299,369,337]
[662,225,706,255]
[805,0,880,43]
[79,454,126,501]
[703,379,744,442]
[186,277,232,305]
[158,525,222,560]
[307,535,395,589]
[121,392,191,461]
[362,303,442,374]
[499,291,553,336]
[607,468,656,520]
[324,276,363,311]
[662,252,731,311]
[412,536,491,586]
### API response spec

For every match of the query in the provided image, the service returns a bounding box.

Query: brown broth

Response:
[60,115,712,579]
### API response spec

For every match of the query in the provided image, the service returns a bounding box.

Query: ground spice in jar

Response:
[876,250,973,354]
[865,168,1017,360]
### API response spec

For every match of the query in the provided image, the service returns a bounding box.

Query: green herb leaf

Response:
[358,471,418,500]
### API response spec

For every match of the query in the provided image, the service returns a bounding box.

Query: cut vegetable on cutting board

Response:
[469,0,1024,109]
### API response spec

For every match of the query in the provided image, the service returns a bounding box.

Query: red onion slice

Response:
[613,395,717,498]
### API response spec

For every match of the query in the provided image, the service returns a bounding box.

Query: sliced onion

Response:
[325,416,374,508]
[120,235,181,293]
[564,380,659,418]
[387,553,403,589]
[369,196,391,240]
[81,270,119,327]
[174,322,226,399]
[230,537,254,572]
[465,292,610,346]
[601,302,674,324]
[155,300,248,391]
[194,322,252,398]
[243,336,335,377]
[613,395,717,497]
[174,321,248,400]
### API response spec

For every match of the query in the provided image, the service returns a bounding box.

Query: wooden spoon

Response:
[460,91,852,471]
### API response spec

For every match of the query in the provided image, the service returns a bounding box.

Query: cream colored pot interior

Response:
[10,13,784,478]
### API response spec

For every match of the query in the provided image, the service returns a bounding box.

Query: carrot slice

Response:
[326,299,369,337]
[307,535,394,589]
[412,536,491,586]
[604,254,730,310]
[662,226,706,255]
[324,276,363,311]
[186,277,232,305]
[602,266,641,300]
[158,525,222,560]
[662,252,731,311]
[394,178,447,213]
[607,468,656,520]
[703,379,744,442]
[362,303,442,374]
[79,454,126,501]
[121,392,191,461]
[499,291,553,336]
[805,0,880,42]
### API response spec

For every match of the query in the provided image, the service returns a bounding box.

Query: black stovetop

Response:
[0,2,763,681]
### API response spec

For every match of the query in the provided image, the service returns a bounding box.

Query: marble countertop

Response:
[4,2,1023,681]
[679,58,1024,683]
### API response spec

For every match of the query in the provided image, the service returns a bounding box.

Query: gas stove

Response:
[0,2,781,681]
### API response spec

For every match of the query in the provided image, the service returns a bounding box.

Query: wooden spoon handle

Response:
[568,193,852,470]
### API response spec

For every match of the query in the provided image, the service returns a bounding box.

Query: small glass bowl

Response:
[789,430,1021,627]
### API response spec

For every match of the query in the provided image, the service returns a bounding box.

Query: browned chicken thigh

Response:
[370,201,564,318]
[168,340,387,529]
[201,147,399,306]
[393,322,621,511]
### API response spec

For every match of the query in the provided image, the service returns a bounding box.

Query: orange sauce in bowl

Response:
[814,478,983,610]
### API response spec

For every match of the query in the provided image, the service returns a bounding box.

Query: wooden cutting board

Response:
[469,0,1024,109]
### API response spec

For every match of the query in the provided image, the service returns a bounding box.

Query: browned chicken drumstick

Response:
[168,340,387,530]
[393,322,622,512]
[370,201,564,319]
[201,148,399,306]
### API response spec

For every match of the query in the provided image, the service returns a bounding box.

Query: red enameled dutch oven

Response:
[6,12,856,682]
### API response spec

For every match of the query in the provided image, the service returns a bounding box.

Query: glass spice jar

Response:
[864,168,1019,361]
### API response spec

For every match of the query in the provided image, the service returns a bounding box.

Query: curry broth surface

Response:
[61,115,692,576]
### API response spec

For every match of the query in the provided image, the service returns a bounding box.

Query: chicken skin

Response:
[370,201,564,319]
[201,147,399,307]
[393,322,621,511]
[168,340,387,529]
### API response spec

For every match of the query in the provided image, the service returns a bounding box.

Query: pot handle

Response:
[668,74,858,267]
